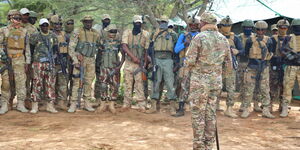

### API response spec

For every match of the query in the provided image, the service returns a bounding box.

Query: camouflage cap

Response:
[277,19,290,26]
[160,15,169,22]
[219,16,233,25]
[105,24,117,31]
[81,15,94,21]
[255,20,268,29]
[50,15,62,23]
[291,18,300,26]
[8,9,20,16]
[200,12,217,25]
[102,14,111,20]
[64,18,74,23]
[241,19,254,27]
[133,15,143,23]
[271,24,278,31]
[29,11,38,18]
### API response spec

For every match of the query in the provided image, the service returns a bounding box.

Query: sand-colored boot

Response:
[30,102,39,114]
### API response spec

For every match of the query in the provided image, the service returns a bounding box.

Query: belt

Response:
[8,53,23,58]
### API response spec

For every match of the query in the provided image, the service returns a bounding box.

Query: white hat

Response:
[39,18,49,25]
[133,15,143,23]
[20,8,30,15]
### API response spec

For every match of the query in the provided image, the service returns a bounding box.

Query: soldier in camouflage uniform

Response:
[146,15,178,115]
[186,12,233,150]
[218,16,244,118]
[237,19,260,112]
[271,24,278,36]
[28,11,38,26]
[95,24,125,114]
[280,18,300,117]
[28,18,58,113]
[269,19,290,112]
[50,15,72,110]
[93,14,111,38]
[240,21,275,118]
[67,15,100,113]
[121,15,150,111]
[0,10,30,114]
[172,16,200,117]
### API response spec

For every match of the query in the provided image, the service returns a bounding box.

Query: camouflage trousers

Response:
[123,60,145,106]
[25,63,33,100]
[55,65,69,102]
[151,58,176,100]
[176,66,191,103]
[224,69,236,107]
[31,62,56,102]
[190,72,221,150]
[94,67,119,101]
[70,57,95,102]
[269,67,284,103]
[242,67,271,108]
[236,61,248,92]
[1,56,26,103]
[282,65,300,105]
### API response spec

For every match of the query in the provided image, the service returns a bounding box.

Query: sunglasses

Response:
[13,17,22,21]
[66,22,74,25]
[54,23,63,26]
[40,24,49,27]
[256,28,266,31]
[278,25,288,29]
[109,29,118,33]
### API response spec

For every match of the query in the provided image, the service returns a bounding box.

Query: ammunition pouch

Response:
[75,41,98,57]
[154,51,173,59]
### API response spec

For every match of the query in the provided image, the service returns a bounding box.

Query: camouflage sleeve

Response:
[223,39,234,78]
[121,29,129,44]
[68,29,80,64]
[185,36,200,69]
[0,27,5,54]
[25,32,31,64]
[143,31,150,49]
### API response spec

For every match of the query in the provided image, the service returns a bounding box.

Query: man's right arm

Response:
[174,33,185,54]
[121,30,139,64]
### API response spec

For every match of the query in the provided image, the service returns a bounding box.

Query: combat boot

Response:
[46,101,58,113]
[241,108,250,118]
[216,99,223,111]
[30,102,39,114]
[170,101,177,115]
[262,107,275,119]
[172,102,185,117]
[57,100,68,110]
[0,101,8,115]
[16,100,29,113]
[108,101,116,114]
[84,100,95,112]
[96,100,107,113]
[253,101,262,112]
[67,101,77,113]
[239,103,245,112]
[224,106,238,118]
[280,104,289,117]
[145,99,157,114]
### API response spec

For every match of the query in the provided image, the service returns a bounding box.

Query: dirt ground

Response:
[0,100,299,150]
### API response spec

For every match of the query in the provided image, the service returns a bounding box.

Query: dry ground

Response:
[0,100,299,150]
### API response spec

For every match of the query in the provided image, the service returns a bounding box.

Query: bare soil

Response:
[0,100,299,150]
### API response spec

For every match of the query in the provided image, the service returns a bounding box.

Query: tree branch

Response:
[198,0,210,16]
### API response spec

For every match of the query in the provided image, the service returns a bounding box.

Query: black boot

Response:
[172,102,185,117]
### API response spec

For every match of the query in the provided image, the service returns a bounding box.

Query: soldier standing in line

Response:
[240,21,275,118]
[146,16,178,115]
[28,18,58,113]
[0,10,30,114]
[280,18,300,117]
[271,24,279,36]
[95,24,125,114]
[121,15,150,112]
[28,11,38,26]
[172,16,200,117]
[186,12,233,150]
[93,14,111,38]
[67,16,100,113]
[218,16,244,118]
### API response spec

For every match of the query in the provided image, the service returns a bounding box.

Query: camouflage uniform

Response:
[94,24,123,114]
[121,15,150,109]
[68,15,100,112]
[0,12,30,114]
[241,21,275,118]
[186,12,233,150]
[280,19,300,117]
[218,16,244,116]
[28,18,59,113]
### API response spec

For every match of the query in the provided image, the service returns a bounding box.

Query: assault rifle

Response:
[254,39,268,89]
[230,46,239,70]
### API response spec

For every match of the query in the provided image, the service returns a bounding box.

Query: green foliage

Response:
[12,0,52,12]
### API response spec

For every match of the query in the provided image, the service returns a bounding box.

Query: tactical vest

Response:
[126,31,146,61]
[56,31,68,53]
[75,28,98,57]
[7,28,26,51]
[272,35,285,57]
[153,30,176,52]
[179,32,192,58]
[100,38,120,68]
[32,33,56,63]
[249,35,271,60]
[227,32,235,48]
[290,34,300,52]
